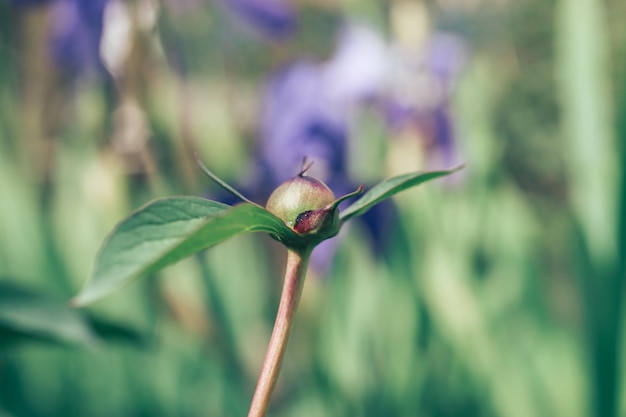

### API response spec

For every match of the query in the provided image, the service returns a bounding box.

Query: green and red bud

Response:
[265,168,363,239]
[266,173,336,233]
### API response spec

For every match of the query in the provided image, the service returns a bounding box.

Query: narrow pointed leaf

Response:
[72,197,297,307]
[340,165,464,222]
[195,153,258,206]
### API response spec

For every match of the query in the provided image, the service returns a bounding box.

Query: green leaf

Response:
[0,280,97,347]
[339,165,464,222]
[72,197,297,306]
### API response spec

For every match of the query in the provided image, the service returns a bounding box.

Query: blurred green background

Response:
[1,0,625,416]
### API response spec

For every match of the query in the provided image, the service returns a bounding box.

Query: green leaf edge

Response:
[72,197,297,307]
[339,165,464,222]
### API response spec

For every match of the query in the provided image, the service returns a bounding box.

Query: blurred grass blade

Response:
[0,280,97,347]
[556,0,619,416]
[339,165,464,222]
[556,0,617,264]
[72,197,296,307]
[86,316,152,347]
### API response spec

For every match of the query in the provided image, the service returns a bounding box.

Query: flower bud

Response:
[266,175,336,232]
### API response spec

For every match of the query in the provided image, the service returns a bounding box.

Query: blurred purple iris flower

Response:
[255,24,388,190]
[219,0,297,40]
[385,33,468,167]
[253,62,352,273]
[10,0,110,78]
[229,24,393,272]
[256,62,349,192]
[48,0,109,77]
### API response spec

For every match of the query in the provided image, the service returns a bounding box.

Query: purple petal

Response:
[49,0,108,77]
[426,33,469,85]
[258,62,348,186]
[322,24,388,102]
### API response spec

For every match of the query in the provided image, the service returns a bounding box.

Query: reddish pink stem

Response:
[247,248,311,417]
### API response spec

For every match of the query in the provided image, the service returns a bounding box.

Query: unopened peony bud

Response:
[266,174,336,232]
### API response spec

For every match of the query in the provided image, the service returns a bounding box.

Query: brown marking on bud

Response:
[293,208,336,234]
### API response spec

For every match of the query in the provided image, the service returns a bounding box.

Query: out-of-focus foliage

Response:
[0,0,624,416]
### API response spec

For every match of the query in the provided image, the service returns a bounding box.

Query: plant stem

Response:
[248,247,312,417]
